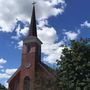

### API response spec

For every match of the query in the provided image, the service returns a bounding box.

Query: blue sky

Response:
[0,0,90,87]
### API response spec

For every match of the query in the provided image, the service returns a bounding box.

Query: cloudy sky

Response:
[0,0,90,87]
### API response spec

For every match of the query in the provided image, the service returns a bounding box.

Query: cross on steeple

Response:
[32,1,36,6]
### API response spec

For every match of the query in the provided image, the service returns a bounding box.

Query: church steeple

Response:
[29,3,37,37]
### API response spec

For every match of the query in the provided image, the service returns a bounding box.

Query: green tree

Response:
[56,39,90,90]
[0,83,7,90]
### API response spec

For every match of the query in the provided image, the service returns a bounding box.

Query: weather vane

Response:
[32,1,36,6]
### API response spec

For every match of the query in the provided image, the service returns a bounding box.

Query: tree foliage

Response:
[56,39,90,90]
[0,83,7,90]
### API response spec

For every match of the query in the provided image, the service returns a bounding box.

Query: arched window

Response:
[24,76,30,90]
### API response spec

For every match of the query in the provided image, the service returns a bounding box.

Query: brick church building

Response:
[8,4,56,90]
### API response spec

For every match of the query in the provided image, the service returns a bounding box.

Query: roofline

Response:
[38,62,55,77]
[7,66,21,83]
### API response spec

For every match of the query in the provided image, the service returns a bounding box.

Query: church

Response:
[8,4,56,90]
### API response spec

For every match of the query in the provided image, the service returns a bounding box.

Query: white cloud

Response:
[0,0,66,32]
[19,27,29,36]
[0,73,10,79]
[0,21,15,32]
[64,30,80,40]
[17,40,23,49]
[0,60,17,87]
[5,69,17,75]
[37,24,65,63]
[0,68,17,79]
[81,20,90,28]
[43,46,64,63]
[0,58,7,68]
[0,68,17,89]
[0,58,7,64]
[38,26,58,43]
[0,68,17,88]
[0,65,3,68]
[37,19,48,28]
[4,81,8,88]
[11,20,29,40]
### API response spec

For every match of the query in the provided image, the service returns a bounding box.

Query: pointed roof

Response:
[28,4,37,37]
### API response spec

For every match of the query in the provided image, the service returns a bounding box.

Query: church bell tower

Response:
[19,4,42,90]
